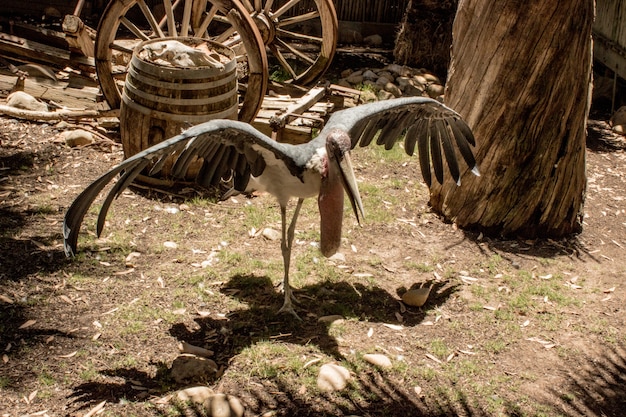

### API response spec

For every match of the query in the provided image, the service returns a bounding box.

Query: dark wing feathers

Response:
[63,119,296,257]
[322,96,478,186]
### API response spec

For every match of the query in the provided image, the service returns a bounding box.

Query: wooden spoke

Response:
[241,0,254,13]
[278,11,320,27]
[180,0,194,37]
[274,37,315,65]
[276,28,322,44]
[269,44,297,79]
[163,0,177,36]
[273,0,302,19]
[263,0,276,13]
[214,26,237,44]
[137,0,165,37]
[196,4,220,36]
[120,17,150,40]
[254,0,263,12]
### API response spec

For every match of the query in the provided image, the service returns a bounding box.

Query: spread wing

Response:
[63,119,298,257]
[321,96,479,187]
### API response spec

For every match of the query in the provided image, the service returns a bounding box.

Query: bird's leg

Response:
[277,198,304,320]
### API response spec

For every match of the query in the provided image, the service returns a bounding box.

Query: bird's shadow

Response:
[169,273,458,363]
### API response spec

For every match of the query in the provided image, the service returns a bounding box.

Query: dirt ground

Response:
[1,91,626,416]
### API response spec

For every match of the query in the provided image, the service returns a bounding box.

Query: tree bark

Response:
[429,0,593,238]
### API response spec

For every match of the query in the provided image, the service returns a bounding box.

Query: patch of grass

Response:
[0,376,10,389]
[429,339,452,359]
[38,368,56,386]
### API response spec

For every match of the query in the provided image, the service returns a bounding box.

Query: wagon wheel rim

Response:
[241,0,338,85]
[95,0,268,122]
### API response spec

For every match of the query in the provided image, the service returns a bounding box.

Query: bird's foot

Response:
[278,288,302,321]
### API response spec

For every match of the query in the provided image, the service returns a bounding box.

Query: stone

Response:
[175,389,244,417]
[363,34,383,47]
[377,90,395,101]
[262,227,281,241]
[423,73,442,84]
[7,91,48,112]
[340,68,353,78]
[363,354,393,369]
[170,354,218,384]
[317,363,351,392]
[384,63,405,76]
[426,83,445,98]
[62,129,95,147]
[376,76,392,87]
[362,70,378,80]
[403,83,425,97]
[318,315,344,324]
[610,106,626,132]
[384,82,402,98]
[346,73,364,85]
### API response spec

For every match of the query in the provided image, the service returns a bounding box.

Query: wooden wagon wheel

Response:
[95,0,268,122]
[240,0,338,85]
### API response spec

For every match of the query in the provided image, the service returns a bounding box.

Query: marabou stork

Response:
[63,96,479,319]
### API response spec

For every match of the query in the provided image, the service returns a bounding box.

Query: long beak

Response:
[336,152,365,225]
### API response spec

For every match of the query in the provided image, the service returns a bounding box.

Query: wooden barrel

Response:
[120,37,238,178]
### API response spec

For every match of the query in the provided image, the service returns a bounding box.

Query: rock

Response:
[363,34,383,47]
[376,76,392,87]
[610,106,626,133]
[423,73,442,84]
[340,68,353,78]
[336,79,353,89]
[62,129,95,147]
[396,76,412,90]
[176,386,215,404]
[346,73,364,85]
[363,353,393,369]
[384,82,402,98]
[426,83,445,98]
[377,90,395,101]
[262,227,281,241]
[328,252,346,262]
[401,286,432,307]
[384,63,406,76]
[403,83,425,97]
[7,91,48,112]
[317,363,351,392]
[176,388,244,417]
[362,70,378,80]
[318,315,344,324]
[170,354,218,384]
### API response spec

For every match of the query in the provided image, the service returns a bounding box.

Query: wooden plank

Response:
[0,32,94,72]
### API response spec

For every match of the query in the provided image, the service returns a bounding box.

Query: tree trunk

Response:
[429,0,593,238]
[393,0,458,79]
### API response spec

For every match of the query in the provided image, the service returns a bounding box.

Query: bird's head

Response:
[324,129,365,225]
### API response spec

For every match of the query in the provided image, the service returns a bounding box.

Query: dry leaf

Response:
[425,353,442,364]
[539,274,553,280]
[521,320,530,327]
[28,390,38,403]
[0,294,14,304]
[414,386,423,396]
[367,328,374,338]
[2,354,8,363]
[92,332,101,341]
[59,351,78,358]
[19,319,36,329]
[83,400,106,417]
[382,323,403,331]
[604,286,616,293]
[59,295,73,304]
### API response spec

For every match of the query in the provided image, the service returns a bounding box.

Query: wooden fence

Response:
[594,0,626,80]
